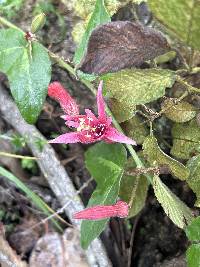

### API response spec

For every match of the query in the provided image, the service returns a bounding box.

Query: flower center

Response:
[92,123,106,139]
[77,117,107,139]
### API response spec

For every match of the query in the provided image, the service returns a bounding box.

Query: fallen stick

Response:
[0,84,111,267]
[0,230,27,267]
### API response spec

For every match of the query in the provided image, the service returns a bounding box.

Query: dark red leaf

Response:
[79,21,170,75]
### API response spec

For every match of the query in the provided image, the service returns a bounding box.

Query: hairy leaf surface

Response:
[186,155,200,207]
[162,99,197,123]
[148,0,200,50]
[102,68,175,115]
[153,175,193,229]
[171,119,200,159]
[143,135,189,180]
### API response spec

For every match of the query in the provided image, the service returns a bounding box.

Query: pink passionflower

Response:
[73,200,129,220]
[48,81,136,145]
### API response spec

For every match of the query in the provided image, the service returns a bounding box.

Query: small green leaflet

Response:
[171,119,200,159]
[0,28,51,124]
[143,135,190,181]
[73,0,111,66]
[186,155,200,207]
[148,0,200,50]
[153,175,193,229]
[81,142,127,249]
[162,99,197,123]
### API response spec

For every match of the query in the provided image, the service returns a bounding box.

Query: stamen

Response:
[92,124,106,138]
[88,117,93,122]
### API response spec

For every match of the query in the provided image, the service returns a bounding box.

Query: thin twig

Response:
[126,167,160,177]
[177,76,200,94]
[25,177,93,233]
[0,151,37,160]
[127,213,141,267]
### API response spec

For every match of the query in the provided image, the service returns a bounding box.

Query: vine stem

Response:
[176,75,200,94]
[0,16,24,33]
[0,16,152,183]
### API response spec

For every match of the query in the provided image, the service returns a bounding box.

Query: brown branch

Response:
[0,84,111,267]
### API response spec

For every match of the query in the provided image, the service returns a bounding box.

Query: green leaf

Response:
[0,29,51,123]
[171,119,200,159]
[154,50,176,65]
[73,0,111,66]
[0,166,62,231]
[73,0,144,19]
[162,99,197,123]
[143,135,190,180]
[186,155,200,207]
[148,0,200,50]
[171,139,197,160]
[121,115,149,144]
[186,217,200,242]
[73,0,118,18]
[102,68,176,113]
[172,119,200,142]
[109,98,136,123]
[186,244,200,267]
[0,0,24,19]
[119,158,149,218]
[81,142,127,249]
[153,175,193,229]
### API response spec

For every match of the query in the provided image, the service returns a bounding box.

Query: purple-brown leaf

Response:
[79,21,170,75]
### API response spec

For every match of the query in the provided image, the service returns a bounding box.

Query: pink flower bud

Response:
[48,82,79,115]
[73,200,129,220]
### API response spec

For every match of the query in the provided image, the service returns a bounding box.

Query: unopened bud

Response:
[31,13,46,34]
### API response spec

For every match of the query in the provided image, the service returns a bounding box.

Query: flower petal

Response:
[49,132,80,144]
[105,127,137,145]
[48,82,79,115]
[97,80,106,119]
[85,108,97,120]
[62,114,85,128]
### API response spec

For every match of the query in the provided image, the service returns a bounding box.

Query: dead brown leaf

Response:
[79,21,169,74]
